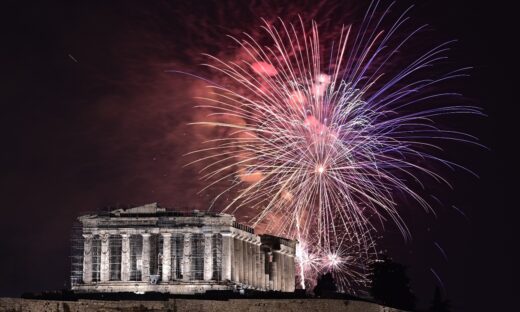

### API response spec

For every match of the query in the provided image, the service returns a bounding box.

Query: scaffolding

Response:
[109,235,122,281]
[189,233,203,280]
[129,235,142,281]
[91,236,101,282]
[149,234,161,277]
[171,234,183,279]
[70,220,225,285]
[70,222,83,287]
[212,234,223,281]
[68,204,297,294]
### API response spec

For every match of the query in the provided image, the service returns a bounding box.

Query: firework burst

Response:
[187,2,482,291]
[295,226,377,292]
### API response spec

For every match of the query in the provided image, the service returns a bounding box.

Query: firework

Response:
[187,1,481,291]
[295,226,377,292]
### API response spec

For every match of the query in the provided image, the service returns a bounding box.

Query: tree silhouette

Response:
[428,287,451,312]
[369,256,416,310]
[313,272,337,297]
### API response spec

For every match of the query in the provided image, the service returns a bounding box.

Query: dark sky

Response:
[0,1,516,311]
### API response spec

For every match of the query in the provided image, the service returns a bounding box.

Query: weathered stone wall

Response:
[0,298,403,312]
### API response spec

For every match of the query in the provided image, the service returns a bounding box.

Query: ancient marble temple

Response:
[70,203,297,294]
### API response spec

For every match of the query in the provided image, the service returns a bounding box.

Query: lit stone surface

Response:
[71,203,297,294]
[0,298,406,312]
[121,234,130,282]
[99,233,109,282]
[182,233,192,281]
[161,233,172,282]
[81,234,93,284]
[203,232,213,281]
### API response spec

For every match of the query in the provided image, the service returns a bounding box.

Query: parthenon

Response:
[71,203,297,294]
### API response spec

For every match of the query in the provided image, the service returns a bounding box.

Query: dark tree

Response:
[313,272,337,297]
[369,256,416,310]
[428,287,451,312]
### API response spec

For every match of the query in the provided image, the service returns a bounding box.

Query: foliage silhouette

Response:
[313,272,337,297]
[369,255,416,310]
[428,286,451,312]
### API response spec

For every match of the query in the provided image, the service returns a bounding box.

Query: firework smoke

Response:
[189,1,482,292]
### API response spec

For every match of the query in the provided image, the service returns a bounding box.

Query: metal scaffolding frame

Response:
[212,234,222,281]
[109,235,122,281]
[69,205,297,294]
[71,228,225,285]
[171,234,183,280]
[70,223,83,287]
[149,234,161,277]
[129,235,142,281]
[190,233,204,280]
[91,236,101,282]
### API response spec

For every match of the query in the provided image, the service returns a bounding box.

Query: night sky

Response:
[1,1,516,311]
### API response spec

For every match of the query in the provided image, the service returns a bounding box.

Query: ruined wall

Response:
[0,298,403,312]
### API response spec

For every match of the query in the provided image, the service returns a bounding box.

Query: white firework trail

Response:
[185,1,482,291]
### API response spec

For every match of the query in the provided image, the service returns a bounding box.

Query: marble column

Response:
[221,232,232,281]
[282,254,288,292]
[141,233,151,282]
[271,251,279,290]
[233,237,240,282]
[161,233,172,282]
[82,234,93,283]
[203,233,213,281]
[249,242,255,286]
[171,236,178,279]
[229,234,234,281]
[182,233,192,281]
[255,244,261,288]
[237,238,244,283]
[249,242,255,287]
[244,239,250,285]
[121,234,130,282]
[266,251,271,289]
[246,238,253,285]
[287,255,295,292]
[251,242,256,287]
[100,233,110,282]
[243,240,248,285]
[258,245,269,289]
[280,252,285,291]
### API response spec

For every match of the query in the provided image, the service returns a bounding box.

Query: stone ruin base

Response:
[0,298,404,312]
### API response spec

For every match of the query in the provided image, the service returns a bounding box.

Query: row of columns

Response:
[231,235,268,290]
[82,232,228,284]
[82,231,294,291]
[270,250,295,292]
[230,234,296,291]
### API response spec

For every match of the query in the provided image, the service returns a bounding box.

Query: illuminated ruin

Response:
[71,203,296,294]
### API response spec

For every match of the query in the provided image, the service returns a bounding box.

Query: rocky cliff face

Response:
[0,298,404,312]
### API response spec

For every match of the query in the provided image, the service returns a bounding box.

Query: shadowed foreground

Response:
[0,298,404,312]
